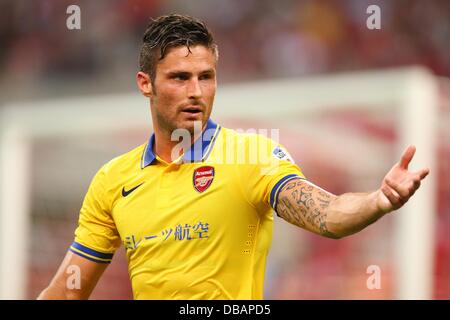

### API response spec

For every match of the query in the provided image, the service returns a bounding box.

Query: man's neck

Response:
[153,125,204,163]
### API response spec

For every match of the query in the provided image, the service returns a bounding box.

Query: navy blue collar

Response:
[141,119,221,168]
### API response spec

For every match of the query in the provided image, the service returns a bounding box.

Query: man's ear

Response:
[136,71,153,97]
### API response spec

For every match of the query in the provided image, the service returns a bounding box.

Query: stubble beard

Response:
[156,110,202,140]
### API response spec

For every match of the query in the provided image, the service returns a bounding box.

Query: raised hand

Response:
[377,145,429,213]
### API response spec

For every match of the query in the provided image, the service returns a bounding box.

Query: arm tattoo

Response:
[276,179,338,238]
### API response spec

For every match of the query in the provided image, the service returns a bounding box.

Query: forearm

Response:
[325,190,386,238]
[276,179,386,239]
[37,251,106,300]
[38,280,94,300]
[37,287,66,300]
[276,146,429,239]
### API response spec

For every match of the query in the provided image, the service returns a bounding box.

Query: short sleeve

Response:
[70,164,121,263]
[243,134,305,213]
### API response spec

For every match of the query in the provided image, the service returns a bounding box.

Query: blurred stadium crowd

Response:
[0,0,449,299]
[0,0,449,102]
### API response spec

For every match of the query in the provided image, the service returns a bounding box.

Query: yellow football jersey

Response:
[71,119,305,299]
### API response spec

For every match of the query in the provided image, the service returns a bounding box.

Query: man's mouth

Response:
[181,106,202,114]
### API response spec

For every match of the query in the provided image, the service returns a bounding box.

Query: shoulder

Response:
[219,127,275,146]
[96,143,147,179]
[219,127,294,163]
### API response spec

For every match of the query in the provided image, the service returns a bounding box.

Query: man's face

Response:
[148,45,217,135]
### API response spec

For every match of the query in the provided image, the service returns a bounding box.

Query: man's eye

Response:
[200,74,212,80]
[173,75,188,80]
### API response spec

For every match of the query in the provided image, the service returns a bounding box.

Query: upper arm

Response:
[38,250,109,299]
[241,134,306,212]
[75,164,121,253]
[39,164,120,299]
[275,178,340,238]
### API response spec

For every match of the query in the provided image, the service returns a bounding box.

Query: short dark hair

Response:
[139,14,218,84]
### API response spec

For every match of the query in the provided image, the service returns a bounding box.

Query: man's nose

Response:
[187,78,202,99]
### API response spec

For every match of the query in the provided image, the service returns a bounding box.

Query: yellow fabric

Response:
[73,123,304,299]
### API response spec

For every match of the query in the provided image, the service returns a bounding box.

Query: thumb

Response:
[399,145,416,170]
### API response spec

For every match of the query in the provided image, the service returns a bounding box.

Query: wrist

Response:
[373,189,393,216]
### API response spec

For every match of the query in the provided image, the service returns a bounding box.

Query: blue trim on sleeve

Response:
[69,248,111,264]
[270,174,302,210]
[71,242,114,260]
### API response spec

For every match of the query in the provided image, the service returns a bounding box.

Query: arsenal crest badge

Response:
[193,166,215,193]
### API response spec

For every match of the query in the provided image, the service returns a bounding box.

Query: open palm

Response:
[377,145,429,213]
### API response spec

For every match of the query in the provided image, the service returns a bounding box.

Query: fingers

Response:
[382,145,429,211]
[415,168,430,180]
[413,179,421,191]
[381,184,404,209]
[385,178,412,198]
[399,145,416,170]
[384,172,424,207]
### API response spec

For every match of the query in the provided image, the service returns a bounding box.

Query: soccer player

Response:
[38,14,429,300]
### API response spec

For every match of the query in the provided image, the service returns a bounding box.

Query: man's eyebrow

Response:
[167,70,191,76]
[199,69,215,74]
[166,69,215,76]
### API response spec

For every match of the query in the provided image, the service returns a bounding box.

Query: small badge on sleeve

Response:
[272,146,295,163]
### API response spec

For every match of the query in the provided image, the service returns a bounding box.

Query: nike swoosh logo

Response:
[122,183,144,197]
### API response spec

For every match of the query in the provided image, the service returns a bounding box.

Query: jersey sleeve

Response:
[243,134,305,214]
[70,164,121,263]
